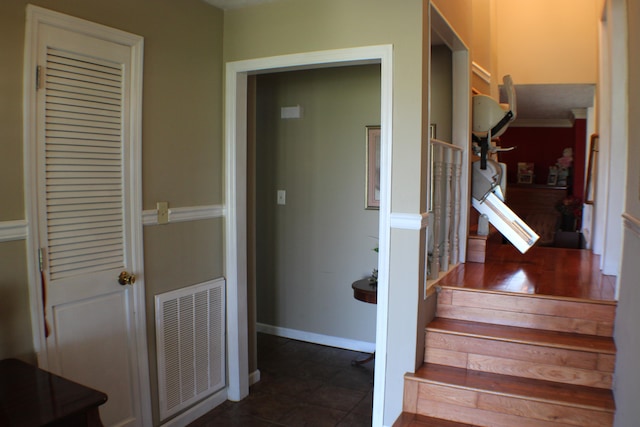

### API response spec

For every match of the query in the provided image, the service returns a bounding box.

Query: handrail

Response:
[430,138,464,151]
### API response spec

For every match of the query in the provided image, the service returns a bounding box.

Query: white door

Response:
[28,8,149,427]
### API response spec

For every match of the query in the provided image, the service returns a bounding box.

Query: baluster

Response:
[431,145,443,279]
[442,149,453,270]
[452,151,462,264]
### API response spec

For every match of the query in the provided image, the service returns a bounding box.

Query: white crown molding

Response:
[623,212,640,238]
[510,118,574,128]
[142,204,225,226]
[390,212,429,230]
[0,220,28,242]
[571,108,588,120]
[472,61,491,84]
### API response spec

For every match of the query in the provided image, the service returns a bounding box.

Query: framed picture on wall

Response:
[518,174,533,184]
[517,162,534,184]
[366,125,381,209]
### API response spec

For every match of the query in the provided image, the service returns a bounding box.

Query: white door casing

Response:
[224,45,393,426]
[23,6,151,427]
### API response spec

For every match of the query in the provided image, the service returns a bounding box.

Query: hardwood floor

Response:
[400,245,618,427]
[439,244,616,301]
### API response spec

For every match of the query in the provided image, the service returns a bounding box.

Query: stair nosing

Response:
[426,318,616,354]
[439,285,617,306]
[396,412,482,427]
[405,363,615,413]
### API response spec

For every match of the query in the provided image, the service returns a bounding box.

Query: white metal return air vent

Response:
[155,278,226,420]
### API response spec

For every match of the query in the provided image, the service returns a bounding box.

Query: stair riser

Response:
[407,380,613,427]
[436,304,613,336]
[437,288,615,336]
[425,331,614,388]
[404,287,617,426]
[439,289,615,323]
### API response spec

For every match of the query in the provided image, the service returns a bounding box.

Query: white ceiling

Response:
[501,84,595,127]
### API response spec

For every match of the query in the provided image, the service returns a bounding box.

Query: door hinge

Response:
[38,247,47,272]
[36,65,43,90]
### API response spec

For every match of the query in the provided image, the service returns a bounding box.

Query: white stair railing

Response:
[429,139,463,280]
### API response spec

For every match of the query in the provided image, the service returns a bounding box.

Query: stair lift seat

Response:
[472,75,517,170]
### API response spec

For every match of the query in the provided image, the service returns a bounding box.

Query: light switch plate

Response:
[280,105,302,119]
[157,202,169,224]
[277,190,286,205]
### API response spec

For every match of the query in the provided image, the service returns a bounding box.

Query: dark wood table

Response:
[351,278,377,304]
[351,279,377,365]
[0,358,107,427]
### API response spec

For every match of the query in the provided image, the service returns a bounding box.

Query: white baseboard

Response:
[256,323,376,353]
[160,388,227,427]
[249,369,261,385]
[160,372,260,426]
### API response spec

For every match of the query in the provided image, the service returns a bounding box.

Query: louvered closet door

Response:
[36,24,145,427]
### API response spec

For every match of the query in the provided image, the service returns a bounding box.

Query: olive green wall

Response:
[224,0,424,214]
[0,1,224,425]
[0,240,33,362]
[431,45,453,143]
[255,65,380,344]
[224,1,425,423]
[0,1,33,360]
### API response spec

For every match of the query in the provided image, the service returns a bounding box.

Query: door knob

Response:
[118,271,136,285]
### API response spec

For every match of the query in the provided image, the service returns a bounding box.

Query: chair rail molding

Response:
[623,212,640,238]
[142,204,225,226]
[390,212,429,230]
[0,220,28,242]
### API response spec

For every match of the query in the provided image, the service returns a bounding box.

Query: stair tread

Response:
[395,412,481,427]
[410,363,615,412]
[427,317,616,354]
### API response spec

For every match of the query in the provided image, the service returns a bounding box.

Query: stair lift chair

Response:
[470,75,539,253]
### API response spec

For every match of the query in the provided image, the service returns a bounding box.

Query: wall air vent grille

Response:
[155,278,226,420]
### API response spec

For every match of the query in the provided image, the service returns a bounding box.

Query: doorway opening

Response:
[224,45,393,426]
[248,64,380,354]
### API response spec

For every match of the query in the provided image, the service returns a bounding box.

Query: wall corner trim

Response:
[0,220,28,242]
[390,212,429,230]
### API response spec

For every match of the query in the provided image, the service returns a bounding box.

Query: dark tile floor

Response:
[189,333,375,426]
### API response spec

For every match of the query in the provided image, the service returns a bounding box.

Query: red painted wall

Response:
[498,122,586,197]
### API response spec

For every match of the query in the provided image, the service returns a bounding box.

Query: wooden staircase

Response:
[397,286,617,427]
